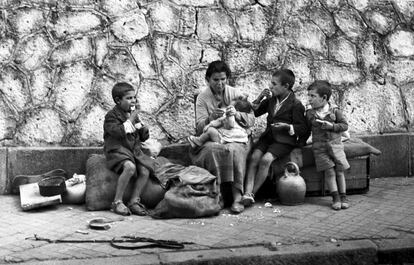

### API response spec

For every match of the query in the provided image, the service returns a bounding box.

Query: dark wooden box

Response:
[302,155,370,196]
[256,155,370,199]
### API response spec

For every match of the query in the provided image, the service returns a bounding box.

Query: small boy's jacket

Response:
[103,105,154,172]
[306,104,348,143]
[254,93,308,146]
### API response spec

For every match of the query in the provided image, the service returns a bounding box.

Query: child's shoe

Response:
[128,199,147,216]
[111,200,131,216]
[187,136,202,149]
[241,193,255,207]
[331,191,341,210]
[340,194,350,209]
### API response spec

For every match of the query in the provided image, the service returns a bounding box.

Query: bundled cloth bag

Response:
[149,164,221,219]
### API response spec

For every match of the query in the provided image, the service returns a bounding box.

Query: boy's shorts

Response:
[312,141,350,172]
[255,132,294,159]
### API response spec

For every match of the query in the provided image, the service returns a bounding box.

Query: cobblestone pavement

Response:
[1,177,413,264]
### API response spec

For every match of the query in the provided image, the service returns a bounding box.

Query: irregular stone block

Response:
[77,105,106,145]
[15,34,51,70]
[177,6,197,36]
[286,18,327,56]
[197,9,236,42]
[386,30,414,57]
[259,37,287,68]
[100,0,139,17]
[8,8,45,35]
[306,6,336,37]
[284,54,313,88]
[101,50,140,88]
[16,108,65,145]
[0,38,15,63]
[401,83,414,130]
[55,61,94,118]
[235,5,268,42]
[334,7,367,40]
[388,58,414,85]
[170,39,203,68]
[30,67,53,104]
[148,2,179,33]
[344,81,406,134]
[360,134,409,178]
[131,41,156,77]
[50,37,92,65]
[328,37,357,65]
[111,11,148,43]
[392,0,414,21]
[360,34,383,70]
[0,66,29,111]
[138,79,170,113]
[0,101,16,140]
[364,8,397,35]
[315,62,361,85]
[48,11,103,39]
[225,46,257,74]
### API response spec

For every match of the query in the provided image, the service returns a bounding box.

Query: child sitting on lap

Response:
[306,80,350,210]
[104,82,156,216]
[187,98,251,148]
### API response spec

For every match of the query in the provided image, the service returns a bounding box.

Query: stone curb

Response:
[15,238,414,265]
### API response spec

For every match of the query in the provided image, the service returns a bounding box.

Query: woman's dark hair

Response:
[273,69,295,90]
[111,82,134,103]
[307,80,332,101]
[205,60,231,80]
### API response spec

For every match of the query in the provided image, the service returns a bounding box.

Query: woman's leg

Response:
[244,149,263,195]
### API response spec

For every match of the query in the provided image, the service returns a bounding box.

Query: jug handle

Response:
[284,162,299,176]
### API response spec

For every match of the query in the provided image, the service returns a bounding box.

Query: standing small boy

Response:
[306,80,350,210]
[242,69,309,206]
[104,82,155,216]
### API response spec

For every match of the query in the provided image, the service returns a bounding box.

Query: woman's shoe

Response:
[128,199,147,216]
[111,200,131,216]
[241,193,255,207]
[230,201,244,214]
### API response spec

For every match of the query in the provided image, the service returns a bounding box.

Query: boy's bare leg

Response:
[114,161,136,202]
[128,164,150,215]
[325,167,341,210]
[336,169,349,209]
[203,127,221,143]
[129,164,150,203]
[252,152,275,194]
[244,149,263,195]
[112,161,136,215]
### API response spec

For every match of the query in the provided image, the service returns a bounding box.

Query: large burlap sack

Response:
[85,154,166,211]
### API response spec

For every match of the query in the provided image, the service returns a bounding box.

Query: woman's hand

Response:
[209,108,225,121]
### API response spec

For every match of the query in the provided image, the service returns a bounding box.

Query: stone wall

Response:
[0,0,413,146]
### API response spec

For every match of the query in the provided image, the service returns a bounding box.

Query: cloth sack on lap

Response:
[85,154,166,211]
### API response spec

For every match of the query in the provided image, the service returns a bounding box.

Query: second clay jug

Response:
[277,162,306,205]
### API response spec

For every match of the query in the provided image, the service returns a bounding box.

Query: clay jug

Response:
[277,162,306,205]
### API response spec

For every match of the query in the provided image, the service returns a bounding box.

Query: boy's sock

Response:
[340,192,350,209]
[331,191,341,210]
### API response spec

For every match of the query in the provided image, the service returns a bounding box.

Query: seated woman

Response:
[191,60,255,214]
